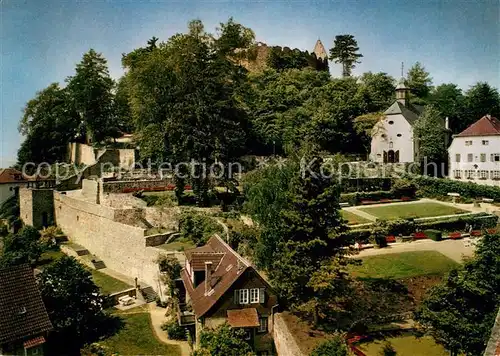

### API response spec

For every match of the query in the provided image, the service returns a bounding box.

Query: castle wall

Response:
[19,188,54,229]
[67,143,97,166]
[102,179,174,193]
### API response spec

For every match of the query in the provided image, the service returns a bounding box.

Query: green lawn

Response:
[359,202,466,220]
[90,269,132,295]
[350,251,459,279]
[159,237,196,252]
[35,249,66,268]
[341,210,372,225]
[358,335,447,356]
[96,307,181,355]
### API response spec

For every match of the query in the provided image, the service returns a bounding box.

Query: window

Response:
[388,120,394,125]
[482,140,489,145]
[465,140,473,146]
[492,171,500,180]
[235,289,249,304]
[481,154,487,162]
[480,170,488,179]
[492,154,500,162]
[455,154,461,163]
[467,154,473,162]
[453,170,462,179]
[397,133,402,137]
[465,170,475,179]
[250,288,260,304]
[258,317,268,333]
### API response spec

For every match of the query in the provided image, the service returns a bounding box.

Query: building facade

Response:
[179,235,277,355]
[448,115,500,186]
[0,169,27,207]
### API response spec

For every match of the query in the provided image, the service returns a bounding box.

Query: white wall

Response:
[448,135,500,186]
[0,183,24,206]
[370,114,415,163]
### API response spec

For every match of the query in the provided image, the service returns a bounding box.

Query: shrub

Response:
[310,334,348,356]
[340,191,396,206]
[161,320,187,340]
[178,211,223,246]
[340,178,393,193]
[370,220,389,248]
[412,176,500,201]
[391,178,417,198]
[424,229,442,241]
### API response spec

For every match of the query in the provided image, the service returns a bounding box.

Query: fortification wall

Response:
[19,188,55,229]
[54,191,166,290]
[68,143,97,166]
[273,313,304,356]
[102,179,174,194]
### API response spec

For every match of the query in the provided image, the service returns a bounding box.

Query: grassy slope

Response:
[359,202,466,220]
[358,335,447,356]
[350,251,459,279]
[90,269,132,295]
[97,307,181,355]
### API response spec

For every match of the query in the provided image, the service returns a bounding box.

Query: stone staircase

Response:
[140,286,158,303]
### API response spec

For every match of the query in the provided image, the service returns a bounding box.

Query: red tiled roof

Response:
[0,264,53,344]
[0,168,26,184]
[24,335,46,348]
[456,115,500,137]
[227,308,260,328]
[184,245,225,271]
[181,235,256,317]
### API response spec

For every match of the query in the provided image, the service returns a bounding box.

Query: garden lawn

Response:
[350,251,459,279]
[341,210,371,225]
[359,202,466,220]
[358,334,447,356]
[159,237,196,252]
[90,269,132,295]
[97,307,181,355]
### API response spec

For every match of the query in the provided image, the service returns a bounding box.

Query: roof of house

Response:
[227,308,260,328]
[456,115,500,137]
[0,168,26,184]
[0,264,53,344]
[181,235,269,318]
[384,101,423,125]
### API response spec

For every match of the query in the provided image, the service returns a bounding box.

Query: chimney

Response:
[205,261,213,294]
[445,117,450,130]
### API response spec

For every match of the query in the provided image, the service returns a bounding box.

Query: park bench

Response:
[447,232,462,239]
[385,235,396,243]
[413,232,427,240]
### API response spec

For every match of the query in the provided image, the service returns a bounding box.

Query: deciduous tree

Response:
[193,324,255,356]
[405,62,433,103]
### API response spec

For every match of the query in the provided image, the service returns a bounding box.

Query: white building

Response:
[0,168,27,206]
[370,79,427,163]
[448,115,500,186]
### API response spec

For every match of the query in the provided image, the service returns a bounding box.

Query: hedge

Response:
[340,179,417,206]
[340,178,393,193]
[424,229,442,241]
[413,176,500,201]
[346,213,498,243]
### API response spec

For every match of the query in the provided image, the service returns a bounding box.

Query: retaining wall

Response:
[273,313,304,356]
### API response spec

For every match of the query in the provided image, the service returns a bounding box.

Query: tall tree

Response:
[66,49,117,144]
[17,83,79,165]
[429,83,465,133]
[0,226,44,267]
[38,256,107,355]
[357,72,396,112]
[406,62,433,103]
[114,75,134,134]
[464,82,500,125]
[413,105,448,176]
[329,34,363,77]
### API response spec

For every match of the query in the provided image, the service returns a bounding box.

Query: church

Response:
[369,78,447,163]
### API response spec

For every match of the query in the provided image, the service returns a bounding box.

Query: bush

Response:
[391,178,417,198]
[424,229,442,241]
[161,320,187,340]
[179,211,224,246]
[340,191,396,206]
[310,334,348,356]
[340,178,393,193]
[370,220,389,248]
[413,176,500,201]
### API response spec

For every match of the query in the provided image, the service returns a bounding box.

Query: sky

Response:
[1,0,499,167]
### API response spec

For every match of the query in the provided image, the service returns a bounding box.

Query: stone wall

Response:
[144,206,180,231]
[19,188,55,229]
[102,179,174,193]
[273,313,304,356]
[101,192,147,209]
[67,142,97,166]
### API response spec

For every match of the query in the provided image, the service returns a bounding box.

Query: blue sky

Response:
[1,0,499,167]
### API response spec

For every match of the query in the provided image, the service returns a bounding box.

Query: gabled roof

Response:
[0,264,53,344]
[456,115,500,137]
[0,168,26,184]
[181,235,270,318]
[384,101,423,126]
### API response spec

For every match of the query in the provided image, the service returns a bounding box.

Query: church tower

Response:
[395,63,409,106]
[313,39,328,60]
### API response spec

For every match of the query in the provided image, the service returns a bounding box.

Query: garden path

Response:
[148,303,191,356]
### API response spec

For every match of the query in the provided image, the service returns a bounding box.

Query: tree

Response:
[429,83,465,133]
[310,334,348,356]
[0,226,44,267]
[329,35,363,77]
[17,83,79,165]
[464,82,500,127]
[353,112,384,155]
[66,49,116,144]
[415,234,500,356]
[193,324,255,356]
[413,105,448,176]
[406,62,433,103]
[114,75,134,134]
[38,256,107,354]
[357,72,396,112]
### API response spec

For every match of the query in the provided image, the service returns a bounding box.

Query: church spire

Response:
[396,62,409,107]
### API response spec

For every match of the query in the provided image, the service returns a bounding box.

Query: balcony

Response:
[177,303,195,326]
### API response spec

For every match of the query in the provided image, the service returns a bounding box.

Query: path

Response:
[357,238,475,263]
[148,303,191,356]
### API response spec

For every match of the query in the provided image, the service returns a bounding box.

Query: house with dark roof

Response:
[370,77,448,163]
[177,235,277,355]
[449,114,500,186]
[0,168,27,206]
[0,264,53,356]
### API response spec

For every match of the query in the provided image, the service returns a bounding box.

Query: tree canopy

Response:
[329,34,363,77]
